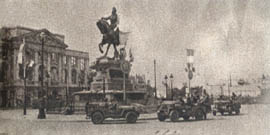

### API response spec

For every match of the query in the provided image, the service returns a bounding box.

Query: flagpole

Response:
[228,74,231,97]
[123,73,126,104]
[38,32,46,119]
[154,60,157,99]
[188,77,190,97]
[23,55,27,115]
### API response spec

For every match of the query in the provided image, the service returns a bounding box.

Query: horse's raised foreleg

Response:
[99,43,104,53]
[104,43,111,57]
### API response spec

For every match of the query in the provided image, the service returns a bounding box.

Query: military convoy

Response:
[78,94,241,124]
[64,83,241,124]
[85,101,140,124]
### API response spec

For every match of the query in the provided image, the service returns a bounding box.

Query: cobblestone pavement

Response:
[0,104,270,135]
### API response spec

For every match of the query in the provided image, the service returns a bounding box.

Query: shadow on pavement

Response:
[213,113,246,117]
[101,120,147,125]
[37,120,91,123]
[37,119,148,124]
[161,118,217,123]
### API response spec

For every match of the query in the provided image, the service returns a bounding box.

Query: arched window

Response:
[79,70,85,85]
[80,59,85,70]
[0,62,7,82]
[63,56,67,65]
[71,69,77,84]
[71,57,76,66]
[26,66,34,81]
[62,69,68,83]
[51,67,58,82]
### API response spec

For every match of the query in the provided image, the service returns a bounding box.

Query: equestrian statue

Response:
[97,7,121,59]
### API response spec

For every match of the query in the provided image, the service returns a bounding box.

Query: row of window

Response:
[21,48,87,70]
[55,55,86,70]
[33,52,87,70]
[61,69,85,84]
[27,66,86,85]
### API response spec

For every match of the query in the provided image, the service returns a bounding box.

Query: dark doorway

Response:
[1,91,7,107]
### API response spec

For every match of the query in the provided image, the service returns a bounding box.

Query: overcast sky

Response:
[1,0,270,96]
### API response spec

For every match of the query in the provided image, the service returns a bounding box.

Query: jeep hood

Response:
[118,105,135,109]
[161,100,178,105]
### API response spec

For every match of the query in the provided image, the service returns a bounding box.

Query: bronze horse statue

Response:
[96,18,120,58]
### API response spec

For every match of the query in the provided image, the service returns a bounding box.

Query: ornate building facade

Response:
[0,26,89,107]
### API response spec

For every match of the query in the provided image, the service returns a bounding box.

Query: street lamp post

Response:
[123,71,126,104]
[23,66,27,115]
[102,70,106,100]
[46,71,50,111]
[38,32,46,119]
[121,61,130,105]
[21,38,27,115]
[164,75,168,99]
[186,63,195,97]
[170,74,174,100]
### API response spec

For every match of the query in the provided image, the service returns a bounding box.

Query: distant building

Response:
[0,26,89,107]
[206,78,261,97]
[131,74,147,91]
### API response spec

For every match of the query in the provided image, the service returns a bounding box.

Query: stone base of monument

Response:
[89,56,146,104]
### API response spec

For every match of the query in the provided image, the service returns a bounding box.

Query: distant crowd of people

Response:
[218,92,240,102]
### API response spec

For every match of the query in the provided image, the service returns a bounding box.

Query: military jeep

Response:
[86,101,140,124]
[157,100,211,122]
[212,100,241,116]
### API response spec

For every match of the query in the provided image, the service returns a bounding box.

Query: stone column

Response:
[47,53,51,86]
[67,56,71,85]
[14,49,19,80]
[34,51,39,83]
[58,54,62,85]
[85,59,89,87]
[76,57,79,85]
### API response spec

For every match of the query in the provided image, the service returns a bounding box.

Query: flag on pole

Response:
[18,39,25,79]
[28,60,34,67]
[119,31,130,45]
[18,39,25,64]
[186,49,194,63]
[129,48,134,62]
[25,59,35,80]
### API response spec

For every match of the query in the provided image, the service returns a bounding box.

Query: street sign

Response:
[120,61,130,73]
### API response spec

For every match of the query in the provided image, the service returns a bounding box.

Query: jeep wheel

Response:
[169,110,179,122]
[235,110,240,115]
[220,111,224,115]
[126,112,138,123]
[91,112,104,124]
[195,109,204,120]
[157,113,166,121]
[183,116,190,121]
[228,107,233,115]
[213,111,216,116]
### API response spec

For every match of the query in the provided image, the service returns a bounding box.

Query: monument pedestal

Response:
[90,56,132,92]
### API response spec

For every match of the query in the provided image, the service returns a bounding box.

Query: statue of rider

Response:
[97,7,121,57]
[102,7,119,34]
